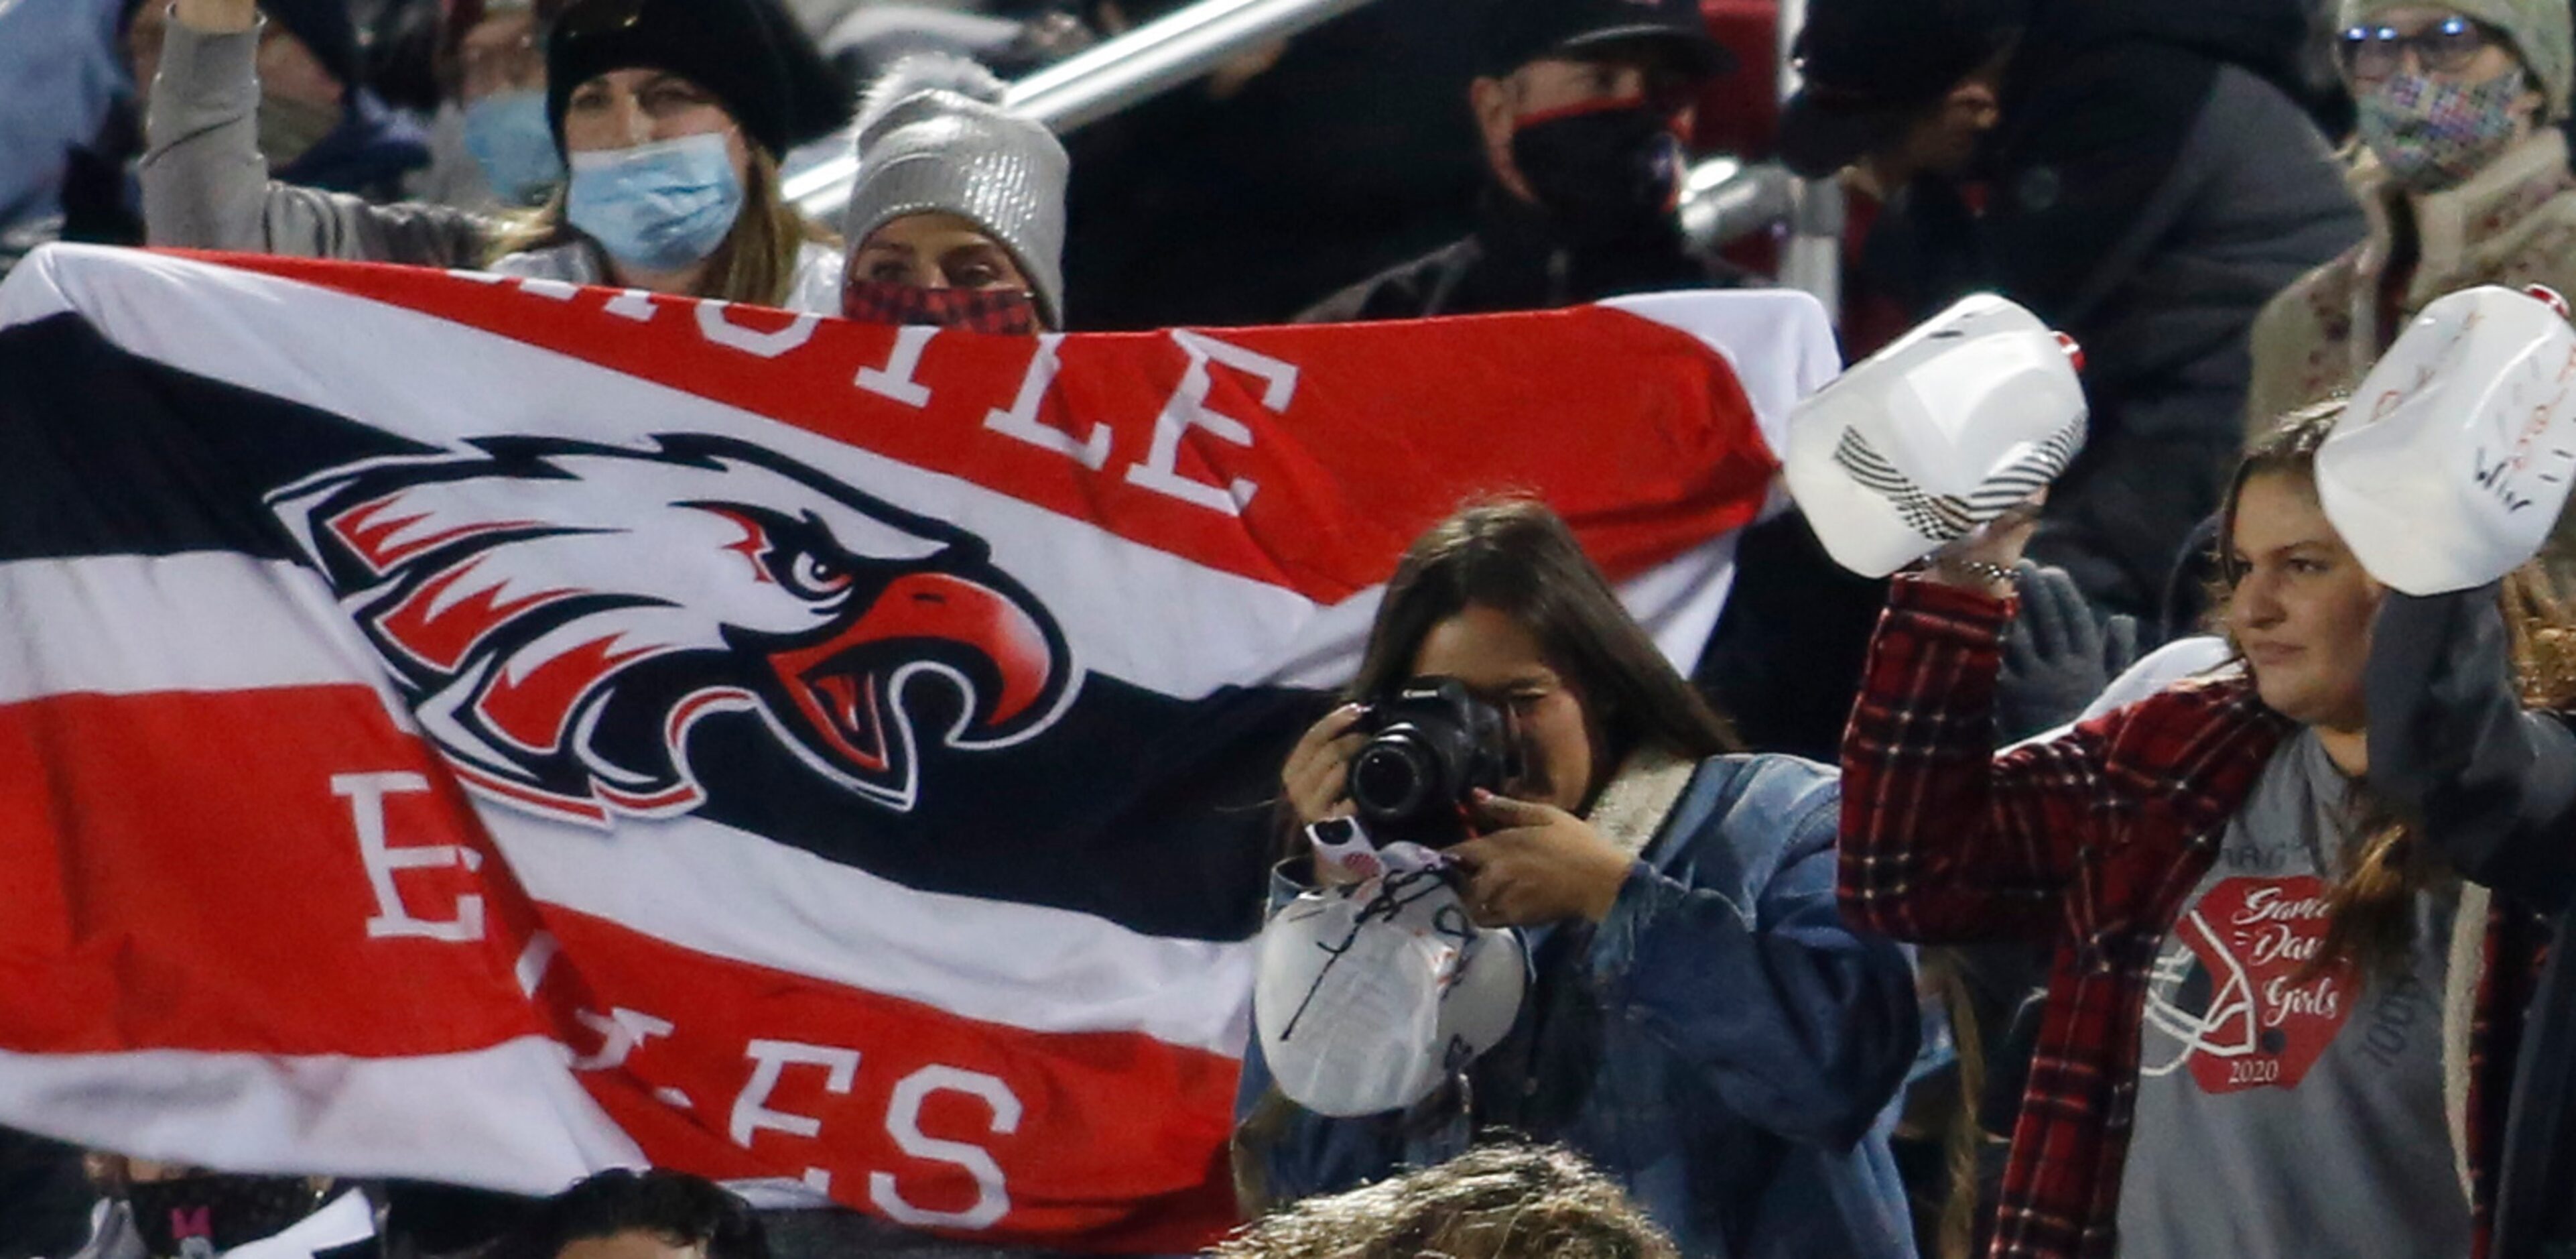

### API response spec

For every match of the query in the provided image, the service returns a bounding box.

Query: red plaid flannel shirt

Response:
[1840,577,2545,1259]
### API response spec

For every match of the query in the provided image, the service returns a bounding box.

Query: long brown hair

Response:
[1344,497,1739,782]
[485,144,836,306]
[2219,402,2576,975]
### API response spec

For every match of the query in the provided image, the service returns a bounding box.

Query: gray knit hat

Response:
[844,54,1070,328]
[2341,0,2573,121]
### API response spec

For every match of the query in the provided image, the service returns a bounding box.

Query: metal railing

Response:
[1770,0,1841,322]
[1679,158,1795,259]
[787,0,1387,222]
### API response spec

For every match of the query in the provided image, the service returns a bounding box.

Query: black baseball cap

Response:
[1777,0,2026,178]
[1480,0,1735,82]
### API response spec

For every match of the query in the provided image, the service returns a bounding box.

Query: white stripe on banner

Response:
[0,552,403,716]
[488,807,1256,1057]
[0,1039,643,1194]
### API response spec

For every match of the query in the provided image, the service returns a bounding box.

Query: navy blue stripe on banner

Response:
[0,314,435,563]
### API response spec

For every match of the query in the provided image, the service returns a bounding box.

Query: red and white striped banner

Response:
[0,245,1833,1250]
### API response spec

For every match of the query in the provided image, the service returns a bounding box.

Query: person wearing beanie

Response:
[838,53,1068,335]
[141,0,845,312]
[2248,0,2576,445]
[420,0,842,214]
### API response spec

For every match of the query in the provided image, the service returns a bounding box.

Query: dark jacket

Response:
[2367,587,2576,1258]
[273,88,429,200]
[1691,510,1888,763]
[1873,0,2364,618]
[1237,754,1922,1258]
[1297,191,1738,323]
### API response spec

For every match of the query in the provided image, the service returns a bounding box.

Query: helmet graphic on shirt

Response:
[2139,876,2357,1093]
[2139,906,2264,1079]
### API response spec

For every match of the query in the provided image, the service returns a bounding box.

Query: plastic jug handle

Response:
[2053,331,2085,374]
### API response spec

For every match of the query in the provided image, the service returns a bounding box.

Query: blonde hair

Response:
[1215,1144,1677,1259]
[485,145,838,306]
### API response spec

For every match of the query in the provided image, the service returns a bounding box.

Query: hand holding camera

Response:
[1450,791,1632,926]
[1281,703,1367,832]
[1280,679,1632,922]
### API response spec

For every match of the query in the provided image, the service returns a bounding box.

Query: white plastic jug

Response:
[2316,284,2576,596]
[1783,294,2089,577]
[1253,870,1525,1117]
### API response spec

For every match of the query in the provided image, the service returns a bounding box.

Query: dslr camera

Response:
[1346,678,1522,848]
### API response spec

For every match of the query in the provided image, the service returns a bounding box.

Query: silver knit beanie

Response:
[2341,0,2573,121]
[844,54,1070,328]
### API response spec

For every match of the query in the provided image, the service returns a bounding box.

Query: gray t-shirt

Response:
[2114,731,2469,1258]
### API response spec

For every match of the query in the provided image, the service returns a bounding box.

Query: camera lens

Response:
[1350,736,1438,821]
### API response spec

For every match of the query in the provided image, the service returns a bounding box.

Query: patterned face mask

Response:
[840,280,1041,335]
[2356,67,2532,192]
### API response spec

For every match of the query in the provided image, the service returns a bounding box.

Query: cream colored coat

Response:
[2246,129,2576,430]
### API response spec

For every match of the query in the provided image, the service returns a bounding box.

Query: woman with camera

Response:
[1238,499,1922,1259]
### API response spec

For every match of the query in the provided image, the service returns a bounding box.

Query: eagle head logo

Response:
[270,436,1078,825]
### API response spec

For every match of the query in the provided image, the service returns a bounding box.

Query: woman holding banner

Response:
[141,0,846,310]
[1838,404,2570,1258]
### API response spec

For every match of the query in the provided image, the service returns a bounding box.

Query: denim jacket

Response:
[1235,754,1921,1258]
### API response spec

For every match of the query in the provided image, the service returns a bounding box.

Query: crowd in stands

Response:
[7,0,2576,1254]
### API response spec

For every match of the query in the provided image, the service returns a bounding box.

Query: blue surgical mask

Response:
[564,133,744,274]
[460,89,562,206]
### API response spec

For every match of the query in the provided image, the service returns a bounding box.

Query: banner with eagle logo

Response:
[0,245,1835,1251]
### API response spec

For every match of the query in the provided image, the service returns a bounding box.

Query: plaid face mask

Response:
[2357,67,2532,192]
[840,280,1041,335]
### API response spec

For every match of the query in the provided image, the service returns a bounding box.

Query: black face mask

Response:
[127,1175,327,1259]
[1507,100,1687,244]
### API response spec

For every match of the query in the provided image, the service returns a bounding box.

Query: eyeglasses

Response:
[2338,16,2502,82]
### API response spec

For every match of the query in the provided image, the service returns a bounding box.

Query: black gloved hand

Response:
[1997,562,2138,740]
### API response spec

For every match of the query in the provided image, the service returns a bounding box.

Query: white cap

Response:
[1252,871,1526,1118]
[2317,284,2576,595]
[1783,294,2089,577]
